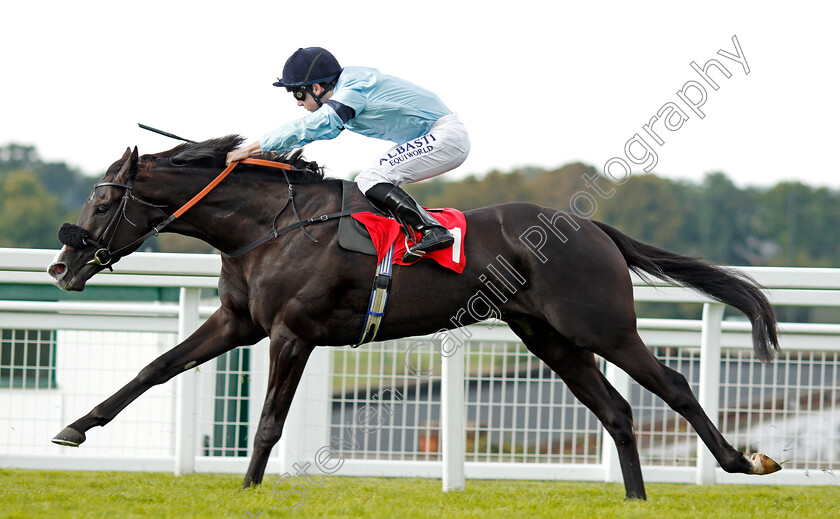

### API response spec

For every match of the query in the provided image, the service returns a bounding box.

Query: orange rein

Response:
[172,158,292,218]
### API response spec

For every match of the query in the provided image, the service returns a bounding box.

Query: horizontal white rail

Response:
[6,247,840,291]
[1,248,839,489]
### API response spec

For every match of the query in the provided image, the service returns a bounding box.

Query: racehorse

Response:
[47,136,781,500]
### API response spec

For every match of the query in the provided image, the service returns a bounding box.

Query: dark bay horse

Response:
[47,136,781,499]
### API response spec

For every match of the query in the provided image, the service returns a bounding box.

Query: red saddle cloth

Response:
[351,209,467,273]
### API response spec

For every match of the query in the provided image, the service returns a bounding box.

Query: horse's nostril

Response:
[49,263,66,278]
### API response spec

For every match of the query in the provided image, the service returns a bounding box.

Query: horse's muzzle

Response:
[48,246,95,291]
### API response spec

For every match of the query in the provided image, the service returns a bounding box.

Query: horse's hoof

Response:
[748,453,781,474]
[52,427,86,447]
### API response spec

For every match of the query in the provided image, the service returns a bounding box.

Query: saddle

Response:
[337,181,383,256]
[338,181,465,273]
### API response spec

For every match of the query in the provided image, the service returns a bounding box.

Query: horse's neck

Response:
[151,172,342,253]
[278,180,343,217]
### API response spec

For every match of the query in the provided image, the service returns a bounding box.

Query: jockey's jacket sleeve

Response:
[259,105,345,153]
[324,100,356,124]
[259,66,452,153]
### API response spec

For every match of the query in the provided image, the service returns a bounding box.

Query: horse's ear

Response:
[115,146,139,182]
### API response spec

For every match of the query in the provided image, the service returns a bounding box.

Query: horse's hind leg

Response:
[508,318,646,500]
[594,331,781,476]
[243,328,314,489]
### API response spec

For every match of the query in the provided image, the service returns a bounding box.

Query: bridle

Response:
[62,157,361,268]
[80,176,158,268]
[72,158,292,267]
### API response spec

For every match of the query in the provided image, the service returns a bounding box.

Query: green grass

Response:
[1,469,838,518]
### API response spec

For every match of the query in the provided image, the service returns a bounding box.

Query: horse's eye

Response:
[95,205,109,214]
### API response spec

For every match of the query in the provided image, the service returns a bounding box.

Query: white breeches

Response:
[354,113,470,194]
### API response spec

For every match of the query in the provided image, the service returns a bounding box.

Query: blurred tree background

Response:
[0,144,212,252]
[0,144,91,249]
[2,142,839,266]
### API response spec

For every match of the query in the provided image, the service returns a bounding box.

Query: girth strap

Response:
[354,243,395,346]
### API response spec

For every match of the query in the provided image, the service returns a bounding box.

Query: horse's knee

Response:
[253,424,283,451]
[136,358,184,387]
[602,400,636,446]
[606,421,636,450]
[663,369,697,413]
[136,359,172,386]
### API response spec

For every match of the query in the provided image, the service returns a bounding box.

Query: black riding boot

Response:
[366,183,454,262]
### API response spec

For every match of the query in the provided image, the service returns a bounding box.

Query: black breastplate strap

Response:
[223,208,363,258]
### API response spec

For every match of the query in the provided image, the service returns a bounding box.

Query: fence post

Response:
[279,370,304,475]
[175,287,201,475]
[248,338,270,459]
[441,345,465,491]
[301,347,333,459]
[279,346,332,473]
[602,361,630,483]
[697,302,724,484]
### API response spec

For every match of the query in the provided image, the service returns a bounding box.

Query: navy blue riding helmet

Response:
[273,47,343,107]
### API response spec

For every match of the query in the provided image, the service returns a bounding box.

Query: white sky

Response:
[1,1,838,189]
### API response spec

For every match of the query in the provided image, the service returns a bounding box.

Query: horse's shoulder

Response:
[217,260,252,311]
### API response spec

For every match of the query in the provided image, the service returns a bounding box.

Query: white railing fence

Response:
[1,248,838,488]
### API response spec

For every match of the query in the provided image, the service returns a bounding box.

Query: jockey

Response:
[226,47,470,261]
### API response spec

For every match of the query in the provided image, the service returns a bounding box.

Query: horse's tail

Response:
[593,220,779,363]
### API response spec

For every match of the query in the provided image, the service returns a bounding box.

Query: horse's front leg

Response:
[52,306,265,447]
[243,328,314,488]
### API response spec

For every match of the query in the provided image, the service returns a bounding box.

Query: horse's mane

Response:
[148,135,328,185]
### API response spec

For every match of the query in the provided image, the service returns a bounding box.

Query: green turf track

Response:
[1,470,838,518]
